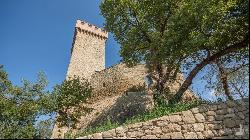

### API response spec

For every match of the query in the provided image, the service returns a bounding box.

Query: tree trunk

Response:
[216,61,234,100]
[169,38,248,104]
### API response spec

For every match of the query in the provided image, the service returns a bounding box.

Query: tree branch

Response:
[169,37,249,104]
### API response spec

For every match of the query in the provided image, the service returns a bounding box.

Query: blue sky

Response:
[0,0,121,90]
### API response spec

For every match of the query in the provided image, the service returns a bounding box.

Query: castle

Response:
[51,20,196,138]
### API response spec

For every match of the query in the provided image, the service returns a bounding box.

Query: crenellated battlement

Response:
[75,19,108,39]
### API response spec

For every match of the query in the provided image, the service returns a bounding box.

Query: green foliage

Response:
[56,76,93,129]
[68,117,119,139]
[0,67,56,139]
[100,0,249,102]
[71,100,201,138]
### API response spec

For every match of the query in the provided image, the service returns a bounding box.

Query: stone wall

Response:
[66,20,108,80]
[89,63,196,102]
[77,98,249,139]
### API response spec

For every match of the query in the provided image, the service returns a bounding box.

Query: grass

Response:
[65,100,202,138]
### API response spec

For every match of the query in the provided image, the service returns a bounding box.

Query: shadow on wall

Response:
[86,85,153,127]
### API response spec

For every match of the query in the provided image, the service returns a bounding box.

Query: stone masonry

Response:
[66,20,108,80]
[77,98,249,139]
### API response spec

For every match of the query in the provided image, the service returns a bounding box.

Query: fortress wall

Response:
[89,63,148,101]
[78,98,250,139]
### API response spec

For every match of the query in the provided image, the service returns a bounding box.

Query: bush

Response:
[56,76,93,129]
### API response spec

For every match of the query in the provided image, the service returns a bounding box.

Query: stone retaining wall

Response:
[77,98,249,139]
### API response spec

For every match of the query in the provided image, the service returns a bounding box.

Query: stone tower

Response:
[66,20,108,79]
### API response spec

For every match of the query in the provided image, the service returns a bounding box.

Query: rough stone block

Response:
[170,132,184,139]
[193,123,204,132]
[184,132,198,139]
[194,113,205,123]
[182,110,196,124]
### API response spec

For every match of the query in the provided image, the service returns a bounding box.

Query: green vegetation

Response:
[67,100,202,138]
[100,0,249,103]
[55,76,93,129]
[0,67,92,139]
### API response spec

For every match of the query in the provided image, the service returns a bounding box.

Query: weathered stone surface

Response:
[206,111,216,116]
[196,132,204,139]
[217,103,227,109]
[162,124,181,133]
[168,115,182,123]
[181,124,194,132]
[141,135,157,139]
[194,113,205,123]
[207,116,215,122]
[227,101,236,108]
[237,112,245,119]
[203,130,214,138]
[191,108,199,114]
[151,127,162,134]
[92,133,102,139]
[182,110,196,123]
[193,123,204,132]
[102,129,114,138]
[215,115,224,121]
[216,109,227,115]
[184,132,198,139]
[224,113,236,118]
[224,118,236,128]
[160,133,171,139]
[170,132,184,139]
[127,131,138,138]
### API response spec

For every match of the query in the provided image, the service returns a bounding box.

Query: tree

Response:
[0,67,56,139]
[55,76,93,129]
[100,0,249,103]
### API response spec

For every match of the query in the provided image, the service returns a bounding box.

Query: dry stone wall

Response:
[77,98,249,139]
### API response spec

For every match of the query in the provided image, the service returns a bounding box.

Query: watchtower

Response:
[66,20,108,79]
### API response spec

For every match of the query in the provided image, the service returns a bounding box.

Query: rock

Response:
[144,129,151,135]
[160,133,171,139]
[216,109,227,115]
[237,112,245,119]
[181,124,194,132]
[102,130,114,138]
[203,130,214,138]
[182,110,196,124]
[193,123,204,132]
[116,126,126,136]
[206,111,216,116]
[184,132,198,139]
[151,127,162,134]
[168,115,182,123]
[156,121,168,127]
[170,132,184,139]
[217,103,227,109]
[215,115,224,121]
[227,108,235,114]
[198,106,208,113]
[194,113,205,123]
[209,105,218,111]
[227,101,236,108]
[206,124,221,130]
[128,123,142,129]
[224,113,236,118]
[196,132,204,139]
[127,131,138,138]
[162,123,181,133]
[191,108,199,114]
[141,135,158,139]
[92,133,102,139]
[207,116,215,122]
[223,118,236,128]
